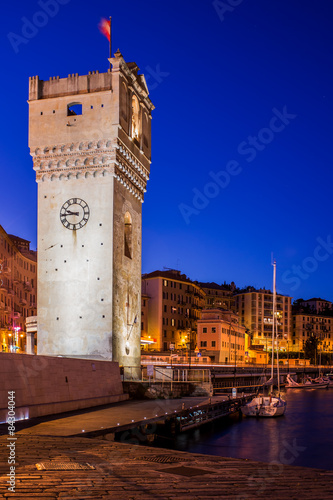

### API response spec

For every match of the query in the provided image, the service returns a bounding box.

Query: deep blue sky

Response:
[1,0,333,301]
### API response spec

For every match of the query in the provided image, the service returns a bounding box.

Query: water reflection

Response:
[155,390,333,470]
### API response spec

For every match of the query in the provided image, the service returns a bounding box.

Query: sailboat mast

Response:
[276,280,280,395]
[271,260,276,381]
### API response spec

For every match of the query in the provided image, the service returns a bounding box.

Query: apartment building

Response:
[197,308,246,363]
[198,282,236,312]
[297,298,332,314]
[141,269,205,351]
[0,226,37,353]
[292,311,333,354]
[140,293,155,349]
[234,288,292,350]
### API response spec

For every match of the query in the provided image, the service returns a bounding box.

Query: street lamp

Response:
[228,320,238,387]
[228,321,231,365]
[186,341,191,370]
[186,328,191,370]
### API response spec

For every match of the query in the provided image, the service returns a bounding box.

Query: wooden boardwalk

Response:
[11,396,216,437]
[7,395,251,440]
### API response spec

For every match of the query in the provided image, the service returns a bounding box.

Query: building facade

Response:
[0,226,37,353]
[141,270,205,351]
[140,293,155,349]
[197,308,246,363]
[292,312,333,355]
[29,50,154,370]
[199,282,236,312]
[234,289,292,351]
[297,298,332,314]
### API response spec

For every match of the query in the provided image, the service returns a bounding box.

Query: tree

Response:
[303,335,319,364]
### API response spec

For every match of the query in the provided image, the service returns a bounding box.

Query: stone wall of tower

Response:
[112,183,142,370]
[36,174,114,358]
[110,52,153,371]
[28,51,154,370]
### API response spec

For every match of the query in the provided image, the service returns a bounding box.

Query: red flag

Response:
[98,18,110,41]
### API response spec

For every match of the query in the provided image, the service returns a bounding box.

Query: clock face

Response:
[60,198,90,230]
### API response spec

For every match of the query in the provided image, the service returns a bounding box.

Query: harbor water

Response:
[155,389,333,471]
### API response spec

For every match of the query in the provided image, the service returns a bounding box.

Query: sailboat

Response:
[285,373,329,389]
[241,261,287,417]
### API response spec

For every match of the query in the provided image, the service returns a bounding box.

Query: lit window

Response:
[131,95,140,141]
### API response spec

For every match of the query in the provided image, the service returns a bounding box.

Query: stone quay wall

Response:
[0,353,128,422]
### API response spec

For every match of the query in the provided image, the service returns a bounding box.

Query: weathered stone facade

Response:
[28,50,154,371]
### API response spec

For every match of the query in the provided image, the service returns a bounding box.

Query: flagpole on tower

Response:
[98,17,112,70]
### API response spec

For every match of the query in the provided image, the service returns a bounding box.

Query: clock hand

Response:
[64,210,79,216]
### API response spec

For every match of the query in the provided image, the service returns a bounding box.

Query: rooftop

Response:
[198,281,234,291]
[142,269,197,285]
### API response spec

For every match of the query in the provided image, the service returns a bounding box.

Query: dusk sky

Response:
[1,0,333,301]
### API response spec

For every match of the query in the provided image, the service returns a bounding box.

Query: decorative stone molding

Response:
[32,137,149,202]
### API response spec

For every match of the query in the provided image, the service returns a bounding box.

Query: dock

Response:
[6,395,249,441]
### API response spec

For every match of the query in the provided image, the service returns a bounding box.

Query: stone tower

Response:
[28,51,154,372]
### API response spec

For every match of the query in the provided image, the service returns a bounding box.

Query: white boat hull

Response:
[241,396,286,417]
[285,382,329,389]
[285,374,329,389]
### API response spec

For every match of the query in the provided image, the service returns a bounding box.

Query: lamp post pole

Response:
[229,321,231,365]
[266,335,268,368]
[234,325,237,388]
[189,340,191,371]
[187,328,191,371]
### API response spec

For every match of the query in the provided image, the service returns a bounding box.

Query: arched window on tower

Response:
[131,95,140,142]
[124,212,132,259]
[121,82,128,121]
[67,102,82,116]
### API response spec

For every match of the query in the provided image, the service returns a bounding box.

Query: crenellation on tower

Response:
[29,71,112,101]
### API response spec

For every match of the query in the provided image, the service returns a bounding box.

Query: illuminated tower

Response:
[28,50,154,372]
